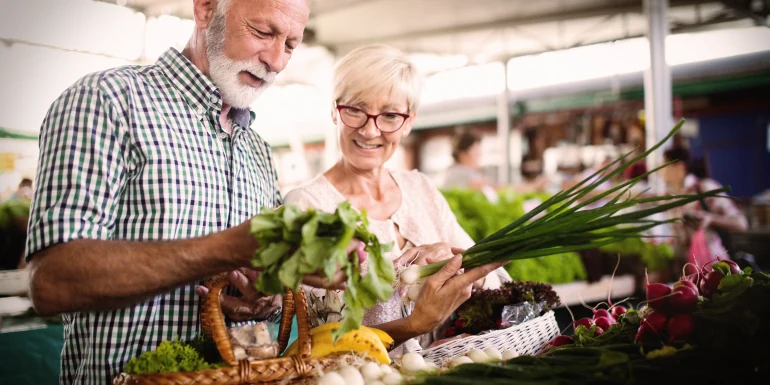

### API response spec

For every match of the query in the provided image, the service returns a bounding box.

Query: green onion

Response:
[405,119,729,282]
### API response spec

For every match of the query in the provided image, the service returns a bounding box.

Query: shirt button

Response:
[196,107,205,116]
[218,133,228,139]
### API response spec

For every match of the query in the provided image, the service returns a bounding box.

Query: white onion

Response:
[338,366,364,385]
[366,381,386,385]
[360,362,382,381]
[406,280,423,302]
[317,371,346,385]
[400,352,426,373]
[401,265,421,285]
[502,349,520,360]
[381,372,403,385]
[379,364,393,375]
[484,347,503,362]
[448,356,473,368]
[466,348,490,363]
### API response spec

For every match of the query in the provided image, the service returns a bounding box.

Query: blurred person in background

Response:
[8,178,33,202]
[0,178,32,270]
[284,45,509,357]
[661,147,748,273]
[22,0,394,383]
[443,131,548,202]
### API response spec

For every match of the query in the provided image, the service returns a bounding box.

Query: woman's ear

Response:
[402,112,417,137]
[330,107,338,124]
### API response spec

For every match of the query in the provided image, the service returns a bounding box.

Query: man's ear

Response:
[192,0,218,28]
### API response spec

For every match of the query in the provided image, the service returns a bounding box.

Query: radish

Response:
[699,270,723,297]
[647,283,672,311]
[642,311,668,335]
[610,305,627,320]
[669,285,698,313]
[723,260,742,275]
[673,280,697,293]
[593,309,612,320]
[575,317,594,329]
[683,272,702,286]
[634,323,652,343]
[594,316,613,332]
[667,314,695,344]
[548,335,574,347]
[594,327,605,337]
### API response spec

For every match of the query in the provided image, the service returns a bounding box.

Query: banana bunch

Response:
[283,322,394,365]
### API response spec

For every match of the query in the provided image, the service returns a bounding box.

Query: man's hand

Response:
[196,269,282,322]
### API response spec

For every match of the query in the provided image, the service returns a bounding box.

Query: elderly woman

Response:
[284,45,508,355]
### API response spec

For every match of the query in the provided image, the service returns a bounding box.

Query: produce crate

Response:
[113,276,337,385]
[417,311,559,367]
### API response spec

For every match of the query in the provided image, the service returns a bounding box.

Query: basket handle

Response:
[200,274,314,365]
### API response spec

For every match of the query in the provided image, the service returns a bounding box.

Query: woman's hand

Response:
[406,255,505,335]
[393,242,462,268]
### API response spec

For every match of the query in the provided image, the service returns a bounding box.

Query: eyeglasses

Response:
[336,105,410,133]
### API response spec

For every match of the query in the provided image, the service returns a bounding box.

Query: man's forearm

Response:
[29,221,256,316]
[372,316,424,348]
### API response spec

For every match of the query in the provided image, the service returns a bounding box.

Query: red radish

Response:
[683,272,702,286]
[454,318,467,329]
[647,283,672,310]
[642,311,668,335]
[634,323,652,343]
[444,327,457,338]
[575,317,594,329]
[667,314,695,344]
[673,280,698,293]
[593,309,612,320]
[594,327,605,337]
[723,260,742,275]
[669,285,698,312]
[699,270,724,297]
[594,316,613,332]
[610,306,627,320]
[548,335,574,347]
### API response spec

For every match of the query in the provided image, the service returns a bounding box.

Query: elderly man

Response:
[25,0,342,383]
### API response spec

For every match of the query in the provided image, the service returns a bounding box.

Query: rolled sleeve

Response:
[25,85,128,260]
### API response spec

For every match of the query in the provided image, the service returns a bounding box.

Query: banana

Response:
[281,324,392,365]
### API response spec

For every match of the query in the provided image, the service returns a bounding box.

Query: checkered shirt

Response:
[25,48,282,385]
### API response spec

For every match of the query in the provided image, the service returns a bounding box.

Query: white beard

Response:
[205,8,277,109]
[207,53,275,109]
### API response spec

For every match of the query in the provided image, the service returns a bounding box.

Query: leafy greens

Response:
[250,202,394,342]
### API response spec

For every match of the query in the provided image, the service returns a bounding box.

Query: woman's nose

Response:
[358,117,380,138]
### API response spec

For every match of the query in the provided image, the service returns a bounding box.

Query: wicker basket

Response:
[113,276,336,385]
[417,310,560,367]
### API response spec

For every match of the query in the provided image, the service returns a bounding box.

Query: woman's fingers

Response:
[448,261,506,289]
[393,247,420,267]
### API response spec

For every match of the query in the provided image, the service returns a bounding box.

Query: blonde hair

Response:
[332,45,422,113]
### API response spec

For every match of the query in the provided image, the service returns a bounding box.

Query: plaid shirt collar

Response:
[156,48,254,128]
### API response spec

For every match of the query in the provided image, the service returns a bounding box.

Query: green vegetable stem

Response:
[409,119,728,283]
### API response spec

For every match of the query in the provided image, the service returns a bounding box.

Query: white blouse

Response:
[283,169,510,355]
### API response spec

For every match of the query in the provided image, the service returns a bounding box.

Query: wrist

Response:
[210,222,259,269]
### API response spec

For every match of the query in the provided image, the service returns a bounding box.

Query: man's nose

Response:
[258,40,289,73]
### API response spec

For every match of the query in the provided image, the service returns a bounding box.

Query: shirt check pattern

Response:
[25,48,282,385]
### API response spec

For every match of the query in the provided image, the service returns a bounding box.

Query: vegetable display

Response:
[451,281,561,336]
[410,256,770,385]
[443,189,586,284]
[400,120,727,287]
[124,337,224,375]
[249,202,394,342]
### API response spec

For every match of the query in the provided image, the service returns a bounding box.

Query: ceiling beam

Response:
[720,0,770,27]
[325,0,717,47]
